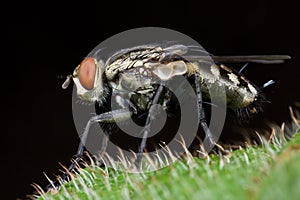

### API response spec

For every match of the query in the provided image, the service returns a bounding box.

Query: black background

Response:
[3,1,299,199]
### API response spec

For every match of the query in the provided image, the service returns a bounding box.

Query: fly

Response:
[50,44,290,189]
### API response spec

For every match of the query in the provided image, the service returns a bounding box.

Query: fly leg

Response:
[46,108,131,190]
[73,108,131,166]
[194,74,216,152]
[135,84,165,170]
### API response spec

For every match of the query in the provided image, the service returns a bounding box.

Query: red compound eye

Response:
[78,57,96,90]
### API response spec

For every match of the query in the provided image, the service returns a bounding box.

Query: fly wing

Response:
[185,55,291,64]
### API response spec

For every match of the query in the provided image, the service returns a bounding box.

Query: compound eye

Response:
[78,57,96,90]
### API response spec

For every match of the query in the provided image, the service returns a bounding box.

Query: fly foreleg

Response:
[46,108,131,190]
[74,108,131,158]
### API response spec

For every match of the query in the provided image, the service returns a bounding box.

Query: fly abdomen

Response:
[196,63,262,110]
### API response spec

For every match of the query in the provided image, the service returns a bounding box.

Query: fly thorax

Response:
[105,46,164,81]
[115,73,152,93]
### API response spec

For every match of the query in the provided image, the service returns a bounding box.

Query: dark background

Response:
[2,1,299,199]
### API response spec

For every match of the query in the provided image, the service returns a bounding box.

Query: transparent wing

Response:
[185,55,291,64]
